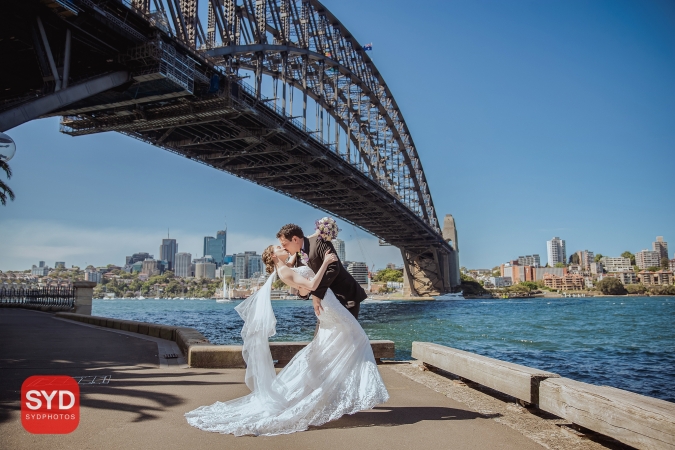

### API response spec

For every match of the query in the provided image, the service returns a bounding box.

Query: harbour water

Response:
[93,296,675,403]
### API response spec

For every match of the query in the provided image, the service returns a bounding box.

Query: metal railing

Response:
[0,285,76,308]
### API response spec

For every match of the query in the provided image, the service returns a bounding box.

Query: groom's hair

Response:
[276,223,304,241]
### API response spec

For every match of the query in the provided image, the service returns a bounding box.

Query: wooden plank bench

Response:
[539,377,675,450]
[411,342,559,405]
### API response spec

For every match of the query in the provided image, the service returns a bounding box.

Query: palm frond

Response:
[0,179,15,205]
[0,160,11,179]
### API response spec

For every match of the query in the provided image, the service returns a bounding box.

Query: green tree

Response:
[596,277,626,295]
[661,257,670,269]
[554,262,565,268]
[594,254,604,262]
[569,253,580,265]
[621,251,636,265]
[0,160,15,206]
[373,268,403,283]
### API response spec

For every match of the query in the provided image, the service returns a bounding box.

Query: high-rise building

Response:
[174,252,192,278]
[84,270,102,284]
[234,253,248,282]
[636,250,661,269]
[575,250,594,270]
[126,252,153,266]
[653,236,669,260]
[159,239,178,271]
[346,261,369,285]
[55,262,65,269]
[203,230,227,266]
[31,264,48,276]
[38,261,45,268]
[332,238,346,262]
[517,255,540,267]
[546,237,566,267]
[141,259,162,277]
[233,251,259,282]
[247,254,263,279]
[195,262,216,279]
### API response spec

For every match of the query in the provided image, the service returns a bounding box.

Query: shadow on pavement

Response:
[312,406,501,430]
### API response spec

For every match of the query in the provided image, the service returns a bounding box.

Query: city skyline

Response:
[1,0,673,270]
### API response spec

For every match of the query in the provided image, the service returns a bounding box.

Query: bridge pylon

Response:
[401,214,460,297]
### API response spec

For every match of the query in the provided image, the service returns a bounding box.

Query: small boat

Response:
[435,291,465,300]
[137,295,146,300]
[216,280,233,302]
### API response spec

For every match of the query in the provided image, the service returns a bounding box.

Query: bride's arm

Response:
[280,251,338,291]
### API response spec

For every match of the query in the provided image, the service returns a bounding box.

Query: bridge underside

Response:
[0,0,459,295]
[56,76,456,295]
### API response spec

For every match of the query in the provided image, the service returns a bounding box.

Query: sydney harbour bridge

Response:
[0,0,460,296]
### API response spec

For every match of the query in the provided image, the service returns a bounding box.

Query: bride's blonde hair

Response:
[262,245,276,274]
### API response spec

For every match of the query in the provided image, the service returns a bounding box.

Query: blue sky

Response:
[1,0,674,271]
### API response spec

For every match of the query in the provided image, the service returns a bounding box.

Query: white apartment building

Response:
[346,261,369,285]
[174,252,192,278]
[332,238,346,262]
[599,256,632,272]
[635,250,661,270]
[546,237,566,267]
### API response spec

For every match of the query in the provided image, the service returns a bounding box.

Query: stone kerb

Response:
[412,342,559,405]
[539,377,675,450]
[54,313,395,369]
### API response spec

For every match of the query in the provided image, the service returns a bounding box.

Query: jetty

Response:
[1,307,673,450]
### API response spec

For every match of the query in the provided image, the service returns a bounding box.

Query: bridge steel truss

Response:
[6,0,459,295]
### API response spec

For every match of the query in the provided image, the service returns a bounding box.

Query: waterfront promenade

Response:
[0,308,620,450]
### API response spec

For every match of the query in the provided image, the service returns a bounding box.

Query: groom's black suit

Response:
[295,235,367,319]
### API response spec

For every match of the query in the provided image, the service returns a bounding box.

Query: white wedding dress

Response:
[184,266,389,436]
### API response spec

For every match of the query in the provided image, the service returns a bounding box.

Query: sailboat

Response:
[216,277,232,302]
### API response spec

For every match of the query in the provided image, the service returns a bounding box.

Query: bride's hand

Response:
[323,250,338,266]
[312,295,324,316]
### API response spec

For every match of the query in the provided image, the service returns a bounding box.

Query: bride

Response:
[184,234,389,436]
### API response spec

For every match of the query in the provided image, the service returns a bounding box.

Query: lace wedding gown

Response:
[184,266,389,436]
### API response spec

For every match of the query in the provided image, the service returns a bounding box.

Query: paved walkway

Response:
[0,309,604,450]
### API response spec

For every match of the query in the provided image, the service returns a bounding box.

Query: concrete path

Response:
[0,309,583,450]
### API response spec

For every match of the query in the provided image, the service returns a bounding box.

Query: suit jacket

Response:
[295,235,368,305]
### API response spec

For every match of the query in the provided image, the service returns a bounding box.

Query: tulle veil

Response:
[233,270,285,405]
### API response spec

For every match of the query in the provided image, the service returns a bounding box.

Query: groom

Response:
[277,223,367,319]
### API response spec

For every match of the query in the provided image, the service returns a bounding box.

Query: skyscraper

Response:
[204,230,227,266]
[160,239,178,271]
[234,253,248,282]
[174,252,192,278]
[653,236,669,260]
[247,254,263,278]
[332,238,346,262]
[546,237,566,267]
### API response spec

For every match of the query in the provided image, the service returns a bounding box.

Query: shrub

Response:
[596,277,627,295]
[625,284,647,295]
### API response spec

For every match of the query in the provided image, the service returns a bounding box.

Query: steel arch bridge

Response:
[0,0,460,295]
